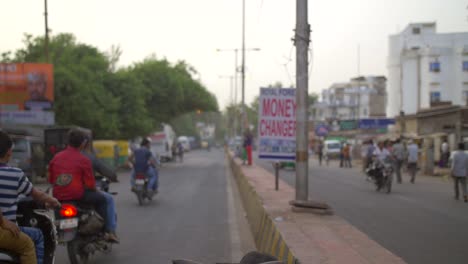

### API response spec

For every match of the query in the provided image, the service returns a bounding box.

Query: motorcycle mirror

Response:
[110,192,118,195]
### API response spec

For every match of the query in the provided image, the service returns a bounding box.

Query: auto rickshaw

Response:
[93,140,118,169]
[114,140,130,167]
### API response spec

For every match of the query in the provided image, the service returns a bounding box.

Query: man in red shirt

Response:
[48,129,119,243]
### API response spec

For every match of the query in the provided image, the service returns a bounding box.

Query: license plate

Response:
[135,179,145,185]
[59,218,78,229]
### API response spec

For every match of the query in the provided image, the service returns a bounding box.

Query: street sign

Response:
[258,88,296,161]
[315,124,329,136]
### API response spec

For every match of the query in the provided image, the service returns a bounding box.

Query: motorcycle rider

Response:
[48,128,119,243]
[128,137,159,195]
[370,141,393,189]
[0,130,60,264]
[81,139,119,242]
[0,208,37,264]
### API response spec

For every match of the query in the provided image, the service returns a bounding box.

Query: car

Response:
[323,140,342,160]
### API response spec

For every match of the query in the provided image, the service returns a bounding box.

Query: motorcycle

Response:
[0,198,57,264]
[133,172,153,206]
[366,157,394,194]
[54,177,117,264]
[172,251,283,264]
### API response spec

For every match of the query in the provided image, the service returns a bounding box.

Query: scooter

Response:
[0,198,57,264]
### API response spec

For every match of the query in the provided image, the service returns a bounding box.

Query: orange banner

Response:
[0,63,54,111]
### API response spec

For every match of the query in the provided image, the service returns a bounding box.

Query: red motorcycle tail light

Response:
[136,174,146,180]
[60,204,78,218]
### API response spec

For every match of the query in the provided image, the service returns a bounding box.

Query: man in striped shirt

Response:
[0,130,60,264]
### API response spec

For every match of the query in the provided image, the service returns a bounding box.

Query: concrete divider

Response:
[229,152,297,264]
[227,150,406,264]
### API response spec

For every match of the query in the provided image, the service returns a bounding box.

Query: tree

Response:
[8,33,121,138]
[1,33,220,139]
[308,93,319,106]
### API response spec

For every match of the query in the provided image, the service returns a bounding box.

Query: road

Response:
[256,155,468,264]
[55,149,255,264]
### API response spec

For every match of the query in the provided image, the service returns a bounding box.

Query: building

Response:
[311,76,387,121]
[387,22,468,118]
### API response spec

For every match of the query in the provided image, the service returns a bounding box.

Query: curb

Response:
[228,151,299,264]
[227,149,406,264]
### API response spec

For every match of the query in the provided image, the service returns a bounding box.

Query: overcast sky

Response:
[2,0,467,109]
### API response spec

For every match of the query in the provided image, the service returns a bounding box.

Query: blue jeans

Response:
[131,167,158,191]
[20,226,44,264]
[81,189,114,233]
[101,191,117,233]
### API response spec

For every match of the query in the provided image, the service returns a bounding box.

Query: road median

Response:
[227,150,406,264]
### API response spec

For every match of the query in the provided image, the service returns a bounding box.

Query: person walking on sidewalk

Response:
[441,141,449,168]
[317,141,324,166]
[407,140,419,184]
[343,143,352,168]
[451,142,468,202]
[392,139,406,183]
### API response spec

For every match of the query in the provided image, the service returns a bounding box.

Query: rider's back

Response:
[49,146,95,201]
[133,147,152,174]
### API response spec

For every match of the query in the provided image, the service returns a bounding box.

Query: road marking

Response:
[225,160,243,261]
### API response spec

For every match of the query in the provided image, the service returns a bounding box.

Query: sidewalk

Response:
[228,153,405,264]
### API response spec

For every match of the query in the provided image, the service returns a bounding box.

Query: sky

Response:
[2,0,467,110]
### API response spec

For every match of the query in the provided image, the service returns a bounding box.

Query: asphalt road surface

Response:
[255,155,468,264]
[54,149,255,264]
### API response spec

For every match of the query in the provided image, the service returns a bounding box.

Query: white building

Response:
[311,76,387,121]
[387,22,468,118]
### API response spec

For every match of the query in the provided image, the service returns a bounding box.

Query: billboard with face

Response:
[0,63,54,111]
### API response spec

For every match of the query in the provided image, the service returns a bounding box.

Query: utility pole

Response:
[294,0,310,202]
[217,48,259,136]
[241,0,246,133]
[219,75,235,138]
[44,0,50,63]
[290,0,330,212]
[357,44,360,76]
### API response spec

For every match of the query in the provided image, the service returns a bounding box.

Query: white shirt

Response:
[441,142,448,153]
[407,144,419,163]
[373,147,391,162]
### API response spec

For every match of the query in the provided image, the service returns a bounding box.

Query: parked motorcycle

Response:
[0,198,57,264]
[366,158,394,194]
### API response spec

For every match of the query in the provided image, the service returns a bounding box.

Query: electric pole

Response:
[44,0,50,63]
[290,1,330,212]
[241,0,246,133]
[294,0,310,202]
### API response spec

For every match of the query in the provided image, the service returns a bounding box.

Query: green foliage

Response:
[1,33,219,140]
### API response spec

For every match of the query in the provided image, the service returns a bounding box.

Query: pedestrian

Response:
[407,140,419,184]
[343,143,352,168]
[339,142,345,168]
[451,142,467,202]
[441,141,449,168]
[365,140,376,170]
[177,142,184,162]
[317,141,324,166]
[245,130,253,166]
[361,141,369,172]
[392,138,406,183]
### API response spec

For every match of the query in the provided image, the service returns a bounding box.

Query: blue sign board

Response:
[315,124,329,136]
[358,118,395,130]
